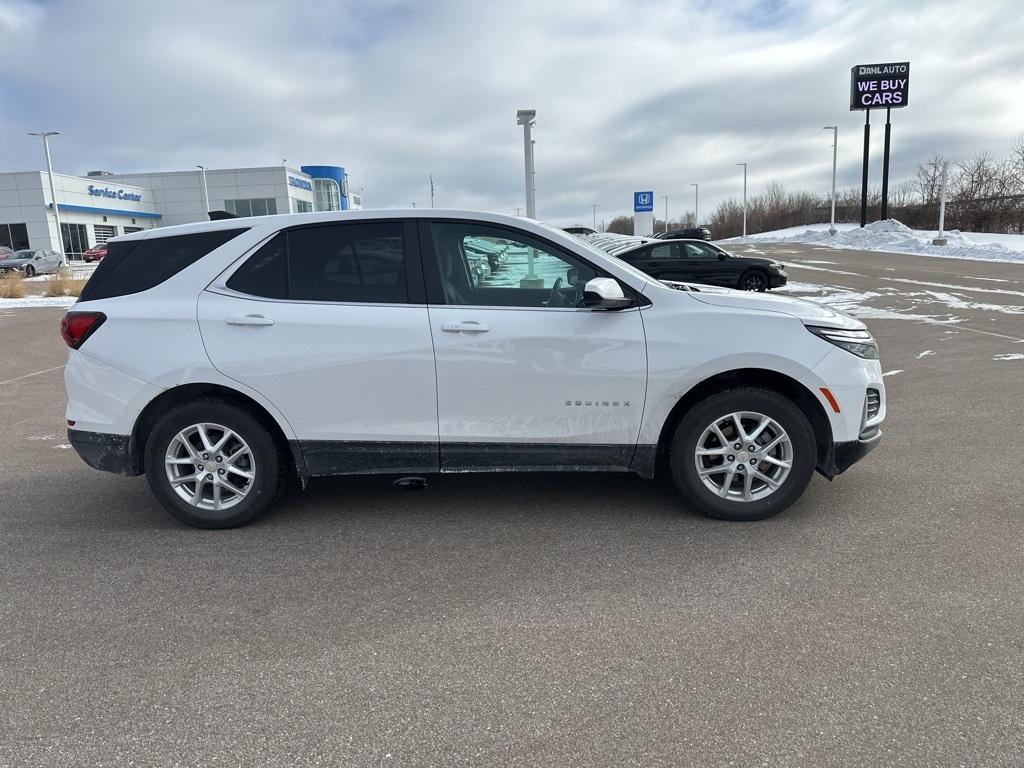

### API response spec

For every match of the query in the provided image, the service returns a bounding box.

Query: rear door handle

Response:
[226,314,275,327]
[441,321,490,334]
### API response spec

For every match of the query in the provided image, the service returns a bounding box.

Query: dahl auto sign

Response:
[850,62,909,110]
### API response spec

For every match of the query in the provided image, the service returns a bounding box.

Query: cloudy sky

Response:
[1,0,1021,226]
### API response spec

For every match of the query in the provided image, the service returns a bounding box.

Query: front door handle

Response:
[226,314,274,327]
[441,321,490,334]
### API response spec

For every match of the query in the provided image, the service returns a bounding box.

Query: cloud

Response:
[1,0,1022,226]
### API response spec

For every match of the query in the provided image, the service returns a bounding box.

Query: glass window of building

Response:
[294,200,313,213]
[224,198,277,218]
[61,223,89,258]
[0,223,30,250]
[313,179,341,212]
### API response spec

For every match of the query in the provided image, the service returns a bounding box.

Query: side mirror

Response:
[717,251,727,260]
[583,277,634,310]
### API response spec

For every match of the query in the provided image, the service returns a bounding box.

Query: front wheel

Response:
[739,270,767,291]
[24,265,35,278]
[669,387,816,521]
[144,400,283,528]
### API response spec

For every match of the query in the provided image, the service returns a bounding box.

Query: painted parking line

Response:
[0,364,66,386]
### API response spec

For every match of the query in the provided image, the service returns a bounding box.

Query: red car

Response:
[82,244,108,262]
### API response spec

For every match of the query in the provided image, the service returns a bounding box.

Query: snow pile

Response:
[731,220,1024,263]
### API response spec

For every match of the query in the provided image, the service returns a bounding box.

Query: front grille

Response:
[865,388,881,421]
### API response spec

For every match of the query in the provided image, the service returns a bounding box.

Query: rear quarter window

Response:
[79,229,249,301]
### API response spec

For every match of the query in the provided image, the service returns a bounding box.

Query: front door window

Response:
[430,222,606,308]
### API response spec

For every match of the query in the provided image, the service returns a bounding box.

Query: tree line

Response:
[604,136,1024,238]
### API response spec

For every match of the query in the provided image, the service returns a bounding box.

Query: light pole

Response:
[823,126,838,235]
[662,195,669,233]
[690,183,699,227]
[28,131,65,264]
[591,204,598,230]
[196,165,210,215]
[516,110,537,219]
[736,163,747,237]
[930,160,949,245]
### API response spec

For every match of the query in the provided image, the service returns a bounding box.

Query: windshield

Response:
[538,222,656,286]
[10,250,33,259]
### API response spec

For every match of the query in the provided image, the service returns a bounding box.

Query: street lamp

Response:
[690,183,699,227]
[929,160,949,245]
[516,110,537,219]
[823,126,838,235]
[591,203,598,230]
[661,195,669,233]
[28,131,65,264]
[736,163,747,237]
[196,165,210,215]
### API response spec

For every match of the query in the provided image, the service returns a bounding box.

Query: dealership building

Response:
[0,163,360,257]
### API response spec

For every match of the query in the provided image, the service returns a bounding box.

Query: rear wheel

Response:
[669,387,816,521]
[144,400,283,528]
[739,270,767,291]
[24,265,35,278]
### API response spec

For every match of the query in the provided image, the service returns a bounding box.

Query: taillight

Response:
[60,311,106,349]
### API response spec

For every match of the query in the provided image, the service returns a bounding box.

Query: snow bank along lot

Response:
[726,220,1024,264]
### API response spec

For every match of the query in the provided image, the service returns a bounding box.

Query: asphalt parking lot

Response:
[2,244,1022,767]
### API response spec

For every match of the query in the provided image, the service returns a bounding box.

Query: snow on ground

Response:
[23,262,97,282]
[0,296,77,308]
[774,279,1024,329]
[726,220,1024,264]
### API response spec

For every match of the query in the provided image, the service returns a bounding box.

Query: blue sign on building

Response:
[288,176,313,191]
[87,185,142,202]
[633,191,654,212]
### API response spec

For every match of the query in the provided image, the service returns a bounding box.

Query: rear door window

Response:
[288,223,407,303]
[225,221,412,304]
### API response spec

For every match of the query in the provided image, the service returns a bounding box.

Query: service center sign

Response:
[850,62,910,110]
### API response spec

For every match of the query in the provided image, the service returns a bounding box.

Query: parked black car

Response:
[615,239,787,291]
[654,226,712,241]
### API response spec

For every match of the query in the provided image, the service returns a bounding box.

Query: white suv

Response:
[61,210,885,528]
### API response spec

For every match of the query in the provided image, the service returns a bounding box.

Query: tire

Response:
[669,387,816,522]
[24,265,35,278]
[144,399,283,529]
[739,270,767,291]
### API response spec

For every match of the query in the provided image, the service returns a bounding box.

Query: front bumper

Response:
[68,429,140,476]
[768,271,788,288]
[819,430,881,479]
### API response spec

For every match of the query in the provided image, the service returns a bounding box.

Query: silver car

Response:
[0,249,63,277]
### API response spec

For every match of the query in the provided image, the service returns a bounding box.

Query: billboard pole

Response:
[880,107,892,219]
[860,109,870,228]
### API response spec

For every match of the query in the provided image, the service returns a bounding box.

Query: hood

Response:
[672,283,866,330]
[1,258,30,268]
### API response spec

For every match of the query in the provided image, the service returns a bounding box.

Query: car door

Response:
[421,219,648,472]
[198,219,440,475]
[643,243,697,282]
[677,242,724,286]
[688,242,736,286]
[43,250,61,272]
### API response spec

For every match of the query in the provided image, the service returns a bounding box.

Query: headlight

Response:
[769,262,786,272]
[806,325,878,359]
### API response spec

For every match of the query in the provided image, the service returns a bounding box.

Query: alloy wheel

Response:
[164,423,255,511]
[742,273,765,291]
[693,411,793,502]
